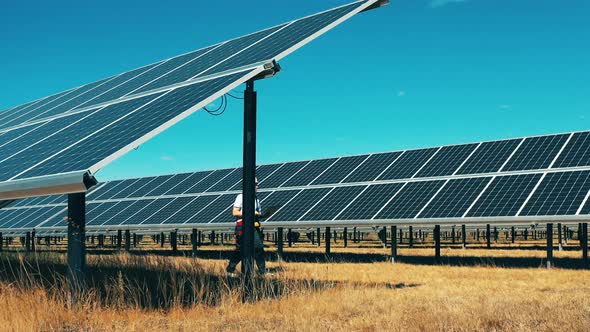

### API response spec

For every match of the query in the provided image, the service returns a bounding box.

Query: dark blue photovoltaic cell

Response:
[456,139,522,175]
[259,161,308,188]
[301,186,366,221]
[418,177,492,218]
[0,123,46,150]
[30,63,163,121]
[201,2,365,77]
[502,134,569,172]
[520,171,590,216]
[343,152,403,183]
[110,177,158,199]
[206,168,242,192]
[467,174,543,217]
[5,207,43,228]
[0,112,88,164]
[312,155,369,185]
[281,159,337,187]
[0,100,43,124]
[553,132,590,168]
[17,72,247,179]
[162,195,219,225]
[9,77,117,127]
[141,197,197,225]
[0,209,30,228]
[377,148,439,181]
[211,191,272,223]
[268,188,331,222]
[121,198,175,225]
[185,168,235,193]
[336,183,404,220]
[134,25,286,94]
[87,46,217,106]
[85,201,131,226]
[0,90,78,129]
[258,190,301,223]
[97,178,144,200]
[163,171,214,195]
[89,180,126,200]
[0,93,161,181]
[141,175,178,196]
[187,194,235,224]
[582,198,590,215]
[415,144,478,178]
[375,181,445,219]
[230,163,284,191]
[19,206,64,229]
[101,200,154,226]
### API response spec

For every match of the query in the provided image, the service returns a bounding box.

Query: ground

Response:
[0,239,589,331]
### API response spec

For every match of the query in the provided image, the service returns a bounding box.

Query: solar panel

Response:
[501,134,569,172]
[519,171,590,216]
[342,152,403,183]
[415,144,478,178]
[163,171,214,195]
[267,188,332,222]
[0,0,385,202]
[466,174,543,217]
[300,185,366,221]
[162,195,219,225]
[185,168,235,193]
[311,155,369,185]
[259,161,309,188]
[552,132,590,168]
[456,139,522,175]
[418,177,492,218]
[375,180,446,219]
[281,158,338,187]
[377,148,439,180]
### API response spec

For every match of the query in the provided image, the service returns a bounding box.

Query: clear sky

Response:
[1,0,589,181]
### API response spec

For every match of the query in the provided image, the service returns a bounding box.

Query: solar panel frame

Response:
[519,171,590,216]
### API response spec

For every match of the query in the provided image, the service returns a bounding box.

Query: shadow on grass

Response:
[0,253,419,310]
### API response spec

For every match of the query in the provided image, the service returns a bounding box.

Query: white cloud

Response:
[398,91,406,97]
[160,155,174,161]
[429,0,468,9]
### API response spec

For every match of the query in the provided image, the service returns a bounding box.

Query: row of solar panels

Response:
[0,1,367,131]
[6,130,589,207]
[1,168,589,232]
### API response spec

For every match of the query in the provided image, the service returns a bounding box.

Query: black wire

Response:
[203,95,228,116]
[226,92,244,100]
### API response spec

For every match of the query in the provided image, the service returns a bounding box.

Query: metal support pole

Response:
[287,229,293,248]
[277,227,284,261]
[343,227,348,248]
[461,224,466,249]
[546,223,553,269]
[582,223,588,263]
[451,226,456,244]
[171,230,178,254]
[391,225,397,263]
[317,228,321,247]
[67,192,86,290]
[434,225,441,259]
[511,226,516,244]
[557,222,563,251]
[31,230,36,252]
[409,226,413,248]
[124,230,131,252]
[191,229,198,257]
[486,224,491,249]
[25,232,31,252]
[353,227,357,243]
[325,227,331,255]
[117,230,122,249]
[0,232,3,252]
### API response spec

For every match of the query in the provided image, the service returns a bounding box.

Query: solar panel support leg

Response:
[25,232,31,252]
[486,224,491,249]
[191,229,198,258]
[409,226,413,248]
[317,228,321,247]
[117,230,122,249]
[343,227,348,248]
[582,223,588,264]
[434,225,441,259]
[240,79,258,302]
[124,230,131,252]
[391,226,397,263]
[277,227,284,261]
[0,232,3,252]
[325,227,331,256]
[557,223,563,251]
[287,229,293,248]
[353,227,357,243]
[31,230,36,252]
[511,226,516,244]
[67,192,86,293]
[461,225,466,249]
[546,223,553,269]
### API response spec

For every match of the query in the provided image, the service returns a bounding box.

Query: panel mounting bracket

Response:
[252,60,282,81]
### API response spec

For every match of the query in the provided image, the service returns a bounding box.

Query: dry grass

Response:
[1,244,589,331]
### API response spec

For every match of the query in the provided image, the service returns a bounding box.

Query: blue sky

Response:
[1,0,589,181]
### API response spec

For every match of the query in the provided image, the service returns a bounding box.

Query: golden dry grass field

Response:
[1,239,589,331]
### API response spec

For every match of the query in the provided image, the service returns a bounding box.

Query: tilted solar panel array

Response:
[1,130,590,231]
[0,0,384,200]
